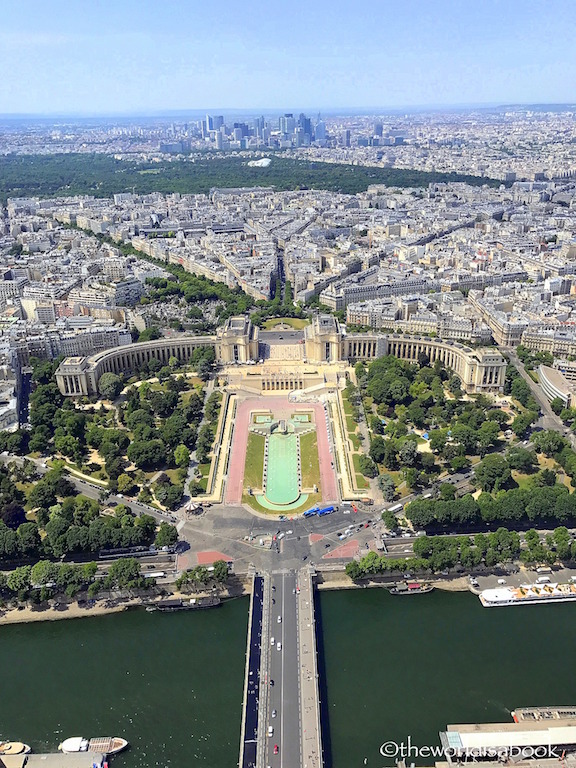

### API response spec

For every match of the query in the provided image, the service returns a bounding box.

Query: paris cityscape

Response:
[2,2,576,768]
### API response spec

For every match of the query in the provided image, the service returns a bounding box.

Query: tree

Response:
[451,424,478,455]
[382,440,399,470]
[17,522,40,556]
[31,560,59,587]
[378,474,396,501]
[439,483,456,500]
[54,435,81,462]
[532,430,567,457]
[429,429,448,455]
[448,375,463,396]
[345,561,363,580]
[358,455,378,478]
[174,444,190,468]
[117,473,136,494]
[532,468,557,487]
[7,565,31,594]
[104,558,144,590]
[551,397,565,415]
[139,327,162,343]
[0,522,19,559]
[127,439,166,470]
[369,436,386,464]
[511,411,537,438]
[473,454,511,493]
[197,358,214,381]
[511,377,532,406]
[212,559,229,582]
[98,372,123,400]
[398,440,419,467]
[1,502,26,529]
[381,508,398,530]
[154,522,178,548]
[477,421,500,451]
[506,446,537,474]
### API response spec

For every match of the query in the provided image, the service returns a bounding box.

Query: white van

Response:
[536,576,551,583]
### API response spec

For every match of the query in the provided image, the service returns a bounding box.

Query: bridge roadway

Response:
[239,569,323,768]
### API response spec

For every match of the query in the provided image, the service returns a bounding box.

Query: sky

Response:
[1,0,575,116]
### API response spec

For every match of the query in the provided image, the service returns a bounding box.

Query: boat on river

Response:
[0,741,31,755]
[479,582,576,607]
[512,706,576,722]
[389,581,434,595]
[59,736,128,755]
[147,596,221,612]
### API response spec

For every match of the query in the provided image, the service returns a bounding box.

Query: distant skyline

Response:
[2,0,576,116]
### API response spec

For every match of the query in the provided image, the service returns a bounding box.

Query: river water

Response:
[1,589,576,768]
[0,599,249,767]
[319,588,576,768]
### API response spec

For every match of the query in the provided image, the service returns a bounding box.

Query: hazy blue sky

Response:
[1,0,575,115]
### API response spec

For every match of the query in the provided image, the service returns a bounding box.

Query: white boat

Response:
[479,582,576,607]
[59,736,128,755]
[512,706,576,722]
[0,742,31,756]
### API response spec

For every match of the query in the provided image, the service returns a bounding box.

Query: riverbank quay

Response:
[0,579,251,626]
[315,568,471,593]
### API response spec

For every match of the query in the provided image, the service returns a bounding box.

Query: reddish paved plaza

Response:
[225,397,338,506]
[323,539,360,559]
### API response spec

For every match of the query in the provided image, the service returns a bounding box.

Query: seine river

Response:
[1,589,576,767]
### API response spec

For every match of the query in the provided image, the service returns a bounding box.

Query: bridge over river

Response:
[239,568,324,768]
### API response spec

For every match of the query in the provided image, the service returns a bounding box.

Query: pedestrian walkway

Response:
[297,569,324,768]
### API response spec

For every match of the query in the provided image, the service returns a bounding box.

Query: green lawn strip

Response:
[352,454,370,489]
[345,415,357,433]
[299,431,321,490]
[349,433,361,450]
[243,432,266,490]
[261,317,310,330]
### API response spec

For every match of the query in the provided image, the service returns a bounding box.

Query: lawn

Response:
[345,414,357,433]
[349,433,361,450]
[511,471,532,490]
[165,468,186,484]
[261,317,310,330]
[300,431,321,490]
[243,432,266,491]
[352,454,370,489]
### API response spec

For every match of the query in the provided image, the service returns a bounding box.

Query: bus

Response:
[317,506,335,516]
[303,506,320,518]
[387,503,404,513]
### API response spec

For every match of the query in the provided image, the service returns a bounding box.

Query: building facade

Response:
[56,314,506,396]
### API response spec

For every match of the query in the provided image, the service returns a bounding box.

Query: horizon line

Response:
[1,101,576,120]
